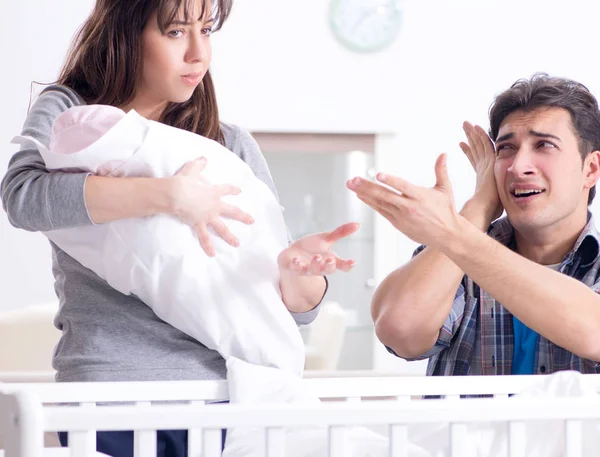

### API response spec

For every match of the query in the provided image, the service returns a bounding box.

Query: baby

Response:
[13,105,305,376]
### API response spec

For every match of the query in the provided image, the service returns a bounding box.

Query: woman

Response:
[1,0,358,455]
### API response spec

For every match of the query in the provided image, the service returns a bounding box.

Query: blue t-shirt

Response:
[511,316,539,374]
[511,263,559,374]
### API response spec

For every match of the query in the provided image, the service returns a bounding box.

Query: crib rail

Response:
[2,390,600,457]
[40,397,600,428]
[3,373,600,405]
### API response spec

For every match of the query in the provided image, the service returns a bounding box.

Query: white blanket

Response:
[408,370,600,457]
[14,109,305,376]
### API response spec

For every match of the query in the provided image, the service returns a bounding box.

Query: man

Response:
[348,74,600,375]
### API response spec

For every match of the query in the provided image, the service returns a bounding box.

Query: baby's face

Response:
[50,105,127,155]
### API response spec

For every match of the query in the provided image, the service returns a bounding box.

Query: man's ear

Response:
[584,150,600,189]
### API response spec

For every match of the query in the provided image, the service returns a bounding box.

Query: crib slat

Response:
[0,392,45,457]
[69,430,97,457]
[132,401,156,457]
[450,423,468,457]
[508,421,526,457]
[565,420,583,457]
[203,428,223,457]
[389,424,408,457]
[69,402,97,457]
[187,400,205,455]
[265,427,285,456]
[133,430,157,457]
[329,426,346,457]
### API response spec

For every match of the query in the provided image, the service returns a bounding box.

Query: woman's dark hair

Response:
[489,73,600,204]
[57,0,233,144]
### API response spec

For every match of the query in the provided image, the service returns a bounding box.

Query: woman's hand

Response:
[170,157,254,256]
[278,222,359,313]
[277,222,359,276]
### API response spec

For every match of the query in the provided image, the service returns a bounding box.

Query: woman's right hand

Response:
[169,157,255,257]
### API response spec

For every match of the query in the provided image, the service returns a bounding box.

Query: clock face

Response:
[329,0,403,53]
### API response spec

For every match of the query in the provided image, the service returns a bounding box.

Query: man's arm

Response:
[367,122,503,358]
[350,152,600,363]
[371,200,494,358]
[443,218,600,362]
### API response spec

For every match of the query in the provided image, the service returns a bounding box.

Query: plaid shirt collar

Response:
[488,211,600,268]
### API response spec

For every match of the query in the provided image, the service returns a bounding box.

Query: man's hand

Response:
[278,222,359,275]
[459,122,503,223]
[347,154,461,249]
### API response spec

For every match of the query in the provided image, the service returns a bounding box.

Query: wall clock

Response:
[329,0,403,53]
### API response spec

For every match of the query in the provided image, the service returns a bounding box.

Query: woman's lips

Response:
[181,74,202,86]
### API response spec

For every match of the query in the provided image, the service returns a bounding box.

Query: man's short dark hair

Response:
[489,73,600,204]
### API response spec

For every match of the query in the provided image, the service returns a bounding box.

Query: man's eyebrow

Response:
[495,130,562,143]
[529,130,562,142]
[496,132,514,143]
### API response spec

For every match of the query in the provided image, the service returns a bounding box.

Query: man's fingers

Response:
[474,125,495,154]
[434,153,452,192]
[375,172,420,198]
[219,203,255,225]
[356,193,397,219]
[464,121,488,163]
[364,201,398,229]
[463,124,481,162]
[459,141,476,168]
[323,222,360,244]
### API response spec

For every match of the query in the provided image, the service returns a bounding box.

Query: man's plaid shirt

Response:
[392,213,600,376]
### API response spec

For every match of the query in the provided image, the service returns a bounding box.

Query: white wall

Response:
[2,0,600,339]
[0,0,95,310]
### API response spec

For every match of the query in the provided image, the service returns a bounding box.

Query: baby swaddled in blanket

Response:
[13,105,393,457]
[13,104,305,376]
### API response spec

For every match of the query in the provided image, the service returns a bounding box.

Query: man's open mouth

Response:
[511,189,546,198]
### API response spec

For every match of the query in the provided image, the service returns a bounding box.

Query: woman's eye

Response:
[168,29,184,38]
[201,27,213,36]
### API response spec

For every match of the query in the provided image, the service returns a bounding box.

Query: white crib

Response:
[2,374,600,457]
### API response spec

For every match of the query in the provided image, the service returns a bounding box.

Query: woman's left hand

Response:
[278,222,360,276]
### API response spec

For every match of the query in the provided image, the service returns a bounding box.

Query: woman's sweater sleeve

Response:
[1,86,93,232]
